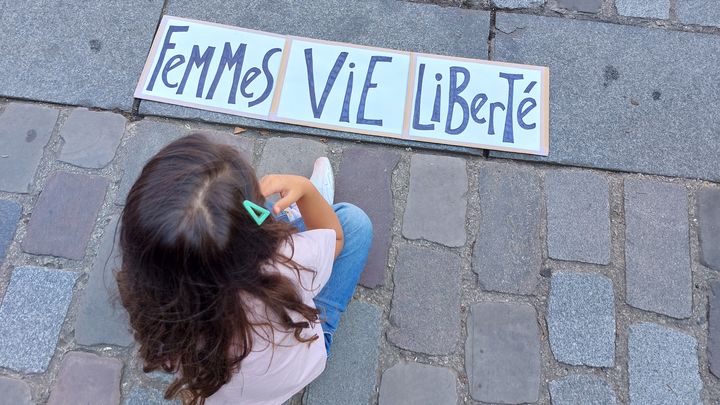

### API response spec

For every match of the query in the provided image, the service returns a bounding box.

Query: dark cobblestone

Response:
[387,245,461,355]
[0,103,58,193]
[48,351,123,405]
[624,179,692,318]
[22,171,108,260]
[335,147,400,288]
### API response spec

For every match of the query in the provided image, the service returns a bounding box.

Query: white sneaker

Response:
[310,157,334,205]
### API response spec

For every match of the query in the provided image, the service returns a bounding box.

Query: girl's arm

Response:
[259,174,344,258]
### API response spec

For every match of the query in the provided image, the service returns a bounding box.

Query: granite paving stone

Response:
[624,179,691,318]
[141,0,490,133]
[549,374,617,405]
[0,0,164,110]
[22,172,108,260]
[548,272,615,367]
[124,387,180,404]
[615,0,670,19]
[491,14,720,182]
[0,266,79,373]
[628,323,703,404]
[58,108,126,169]
[402,154,467,247]
[117,121,254,204]
[555,0,602,13]
[473,163,542,294]
[491,0,544,8]
[378,362,457,405]
[0,200,22,264]
[697,187,720,270]
[335,147,400,288]
[304,301,382,405]
[710,281,720,378]
[0,377,33,405]
[387,245,461,355]
[677,0,720,27]
[74,216,133,347]
[256,137,327,178]
[466,302,540,403]
[0,103,58,193]
[47,351,122,405]
[545,170,611,265]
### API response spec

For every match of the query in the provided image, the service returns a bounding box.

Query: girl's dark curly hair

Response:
[116,133,319,404]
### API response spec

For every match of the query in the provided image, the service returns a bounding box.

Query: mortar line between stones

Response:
[487,9,496,62]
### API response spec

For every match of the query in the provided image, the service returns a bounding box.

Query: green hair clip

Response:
[243,200,270,226]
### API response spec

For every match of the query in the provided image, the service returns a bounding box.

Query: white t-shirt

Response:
[206,229,336,405]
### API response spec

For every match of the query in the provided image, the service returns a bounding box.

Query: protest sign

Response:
[136,16,550,155]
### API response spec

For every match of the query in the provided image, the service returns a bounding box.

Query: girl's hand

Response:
[258,174,312,215]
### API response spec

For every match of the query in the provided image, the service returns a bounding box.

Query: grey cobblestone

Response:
[48,351,123,405]
[710,281,720,378]
[124,387,180,404]
[698,187,720,271]
[387,245,461,355]
[304,301,382,405]
[554,0,602,13]
[22,171,108,260]
[628,323,702,404]
[677,0,720,27]
[491,13,720,182]
[549,374,617,405]
[624,179,691,318]
[58,108,126,169]
[492,0,544,8]
[466,302,540,404]
[74,216,133,347]
[0,103,58,193]
[0,199,21,265]
[0,0,164,110]
[402,154,467,247]
[335,147,400,288]
[548,272,615,367]
[379,362,457,405]
[615,0,670,19]
[473,163,542,294]
[257,137,327,178]
[0,266,79,373]
[0,377,33,405]
[545,170,611,265]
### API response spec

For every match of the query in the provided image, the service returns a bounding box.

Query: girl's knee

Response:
[334,203,373,240]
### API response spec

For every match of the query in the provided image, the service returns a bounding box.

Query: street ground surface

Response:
[0,0,719,404]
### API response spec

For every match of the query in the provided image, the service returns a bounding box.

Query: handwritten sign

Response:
[136,16,550,155]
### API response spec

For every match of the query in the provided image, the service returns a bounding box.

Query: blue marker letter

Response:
[248,47,282,107]
[177,45,216,98]
[499,72,523,143]
[445,66,470,135]
[412,63,434,131]
[357,56,392,126]
[206,42,247,103]
[146,25,189,91]
[305,49,348,119]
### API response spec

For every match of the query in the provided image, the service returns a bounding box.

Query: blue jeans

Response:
[274,203,373,354]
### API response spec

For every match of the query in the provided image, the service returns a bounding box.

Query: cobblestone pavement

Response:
[1,0,720,404]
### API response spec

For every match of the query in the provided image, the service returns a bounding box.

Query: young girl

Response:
[116,133,372,404]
